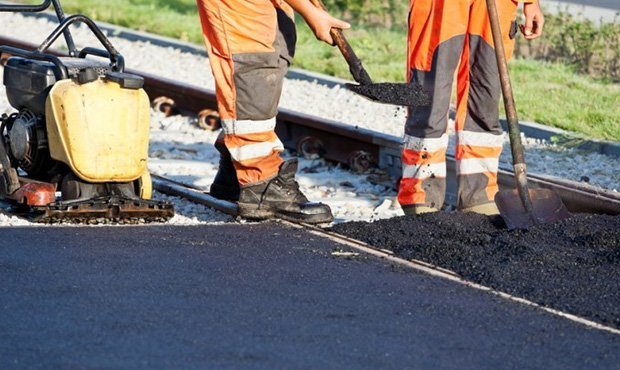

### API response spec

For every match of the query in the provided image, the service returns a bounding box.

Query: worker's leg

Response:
[198,0,331,223]
[203,1,296,200]
[455,0,519,214]
[398,0,469,214]
[197,0,288,186]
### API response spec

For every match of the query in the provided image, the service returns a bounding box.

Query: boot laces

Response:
[269,176,305,202]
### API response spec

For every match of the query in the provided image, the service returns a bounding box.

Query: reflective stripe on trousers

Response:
[399,0,518,210]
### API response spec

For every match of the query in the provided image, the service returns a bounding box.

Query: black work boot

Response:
[210,139,240,201]
[237,158,334,224]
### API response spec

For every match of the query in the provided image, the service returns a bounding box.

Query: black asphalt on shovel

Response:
[486,0,570,229]
[308,0,429,107]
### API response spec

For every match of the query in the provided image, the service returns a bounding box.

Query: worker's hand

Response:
[302,6,350,45]
[520,2,544,40]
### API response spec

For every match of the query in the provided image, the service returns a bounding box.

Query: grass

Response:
[510,59,620,141]
[294,23,408,82]
[295,22,620,142]
[60,0,203,42]
[20,0,620,141]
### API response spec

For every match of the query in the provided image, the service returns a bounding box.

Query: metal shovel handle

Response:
[486,0,534,214]
[308,0,373,85]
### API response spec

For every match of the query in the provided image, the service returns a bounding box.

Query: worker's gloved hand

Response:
[520,1,545,39]
[301,6,350,45]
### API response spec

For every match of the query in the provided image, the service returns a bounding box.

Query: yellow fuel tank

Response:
[45,78,150,183]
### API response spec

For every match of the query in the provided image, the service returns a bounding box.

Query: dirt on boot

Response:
[331,212,620,328]
[237,159,333,224]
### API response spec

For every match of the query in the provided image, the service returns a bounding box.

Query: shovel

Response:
[486,0,570,229]
[308,0,430,107]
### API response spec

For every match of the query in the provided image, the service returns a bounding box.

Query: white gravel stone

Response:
[0,212,33,226]
[153,193,232,225]
[148,112,402,223]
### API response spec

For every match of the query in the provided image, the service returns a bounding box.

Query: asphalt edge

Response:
[291,221,620,337]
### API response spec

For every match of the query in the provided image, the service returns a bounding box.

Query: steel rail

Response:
[138,71,620,215]
[132,58,620,216]
[0,35,618,215]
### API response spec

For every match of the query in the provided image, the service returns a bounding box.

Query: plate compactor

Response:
[0,0,174,222]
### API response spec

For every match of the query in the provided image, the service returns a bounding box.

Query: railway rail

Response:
[0,35,619,217]
[142,75,620,215]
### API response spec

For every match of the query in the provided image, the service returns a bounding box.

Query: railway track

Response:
[0,35,619,217]
[142,75,620,215]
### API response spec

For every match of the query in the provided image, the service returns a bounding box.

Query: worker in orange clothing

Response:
[398,0,545,215]
[196,0,349,223]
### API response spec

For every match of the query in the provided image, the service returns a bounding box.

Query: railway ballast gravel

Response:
[0,13,617,192]
[332,212,620,329]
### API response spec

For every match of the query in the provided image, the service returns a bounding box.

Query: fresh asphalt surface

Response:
[1,223,619,369]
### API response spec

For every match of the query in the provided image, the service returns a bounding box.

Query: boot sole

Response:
[237,203,334,225]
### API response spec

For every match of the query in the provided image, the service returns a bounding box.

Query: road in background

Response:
[546,0,619,22]
[555,0,620,10]
[1,224,618,369]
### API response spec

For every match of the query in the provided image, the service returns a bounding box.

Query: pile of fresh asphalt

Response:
[331,212,620,328]
[346,82,431,107]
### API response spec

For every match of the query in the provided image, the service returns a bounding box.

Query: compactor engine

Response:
[0,0,173,222]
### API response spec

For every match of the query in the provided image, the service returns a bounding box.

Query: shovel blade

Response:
[495,188,571,230]
[346,82,431,107]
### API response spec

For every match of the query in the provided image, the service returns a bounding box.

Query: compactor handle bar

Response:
[0,0,52,12]
[0,0,78,55]
[38,14,124,69]
[0,15,125,80]
[0,0,125,78]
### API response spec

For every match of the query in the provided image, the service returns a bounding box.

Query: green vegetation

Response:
[294,23,408,82]
[510,59,620,141]
[296,24,620,141]
[515,11,620,81]
[20,0,619,141]
[60,0,203,42]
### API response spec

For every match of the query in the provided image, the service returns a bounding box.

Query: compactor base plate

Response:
[1,196,174,224]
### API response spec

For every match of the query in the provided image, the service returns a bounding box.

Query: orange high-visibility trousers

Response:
[197,0,295,185]
[398,0,533,212]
